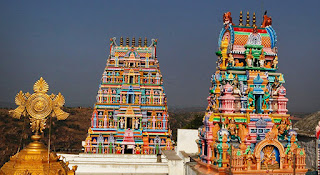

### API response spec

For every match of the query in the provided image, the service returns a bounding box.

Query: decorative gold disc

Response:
[26,93,52,120]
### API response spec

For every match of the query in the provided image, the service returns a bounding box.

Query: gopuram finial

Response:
[246,11,250,27]
[132,37,135,47]
[138,37,142,47]
[2,77,77,174]
[144,37,147,47]
[252,12,256,27]
[126,37,129,46]
[120,37,123,46]
[10,77,69,135]
[239,11,243,26]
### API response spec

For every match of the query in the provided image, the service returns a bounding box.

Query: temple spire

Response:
[252,12,256,27]
[126,37,129,46]
[120,37,123,46]
[144,37,147,47]
[246,11,250,27]
[138,37,142,47]
[132,37,135,47]
[239,11,243,26]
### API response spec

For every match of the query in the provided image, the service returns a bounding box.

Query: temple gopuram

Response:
[196,12,308,174]
[83,37,173,154]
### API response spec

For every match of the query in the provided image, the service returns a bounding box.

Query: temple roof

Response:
[219,11,277,56]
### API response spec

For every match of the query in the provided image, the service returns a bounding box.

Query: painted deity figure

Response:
[246,48,254,67]
[262,90,270,110]
[246,150,255,170]
[247,88,255,109]
[135,118,140,129]
[235,59,243,67]
[262,146,274,170]
[227,118,237,136]
[273,56,278,69]
[271,152,278,165]
[135,145,141,154]
[232,75,241,96]
[119,117,125,129]
[277,118,289,136]
[116,144,122,154]
[259,49,265,68]
[228,53,235,67]
[135,95,139,104]
[122,95,126,103]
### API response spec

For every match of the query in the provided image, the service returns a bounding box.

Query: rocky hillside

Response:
[0,107,92,167]
[0,107,204,167]
[294,111,320,134]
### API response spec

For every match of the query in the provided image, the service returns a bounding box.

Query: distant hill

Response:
[294,111,320,134]
[0,106,316,168]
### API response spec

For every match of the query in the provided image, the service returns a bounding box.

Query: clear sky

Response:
[0,0,319,112]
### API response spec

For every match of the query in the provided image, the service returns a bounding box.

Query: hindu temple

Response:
[83,37,173,154]
[196,11,308,174]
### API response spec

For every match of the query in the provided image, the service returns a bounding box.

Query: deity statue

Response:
[259,49,265,68]
[273,56,278,69]
[261,13,272,28]
[223,11,234,25]
[262,145,275,170]
[247,88,255,109]
[135,145,141,154]
[265,61,272,68]
[235,59,243,67]
[232,75,242,96]
[135,118,140,129]
[238,124,249,142]
[246,48,254,67]
[122,95,126,103]
[227,118,237,136]
[116,144,122,154]
[246,150,255,170]
[271,152,278,165]
[135,95,139,104]
[277,118,289,136]
[119,117,125,129]
[262,90,270,110]
[228,53,235,67]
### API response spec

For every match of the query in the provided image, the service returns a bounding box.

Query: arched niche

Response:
[254,138,285,170]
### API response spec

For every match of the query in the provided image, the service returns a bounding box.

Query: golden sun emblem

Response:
[9,77,69,133]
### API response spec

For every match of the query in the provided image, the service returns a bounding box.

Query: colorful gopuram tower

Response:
[197,12,307,174]
[83,37,173,155]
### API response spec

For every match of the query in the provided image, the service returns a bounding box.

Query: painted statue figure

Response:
[223,11,234,25]
[259,49,265,68]
[262,90,270,110]
[116,144,122,154]
[247,88,255,109]
[246,150,255,170]
[235,59,243,67]
[261,12,272,28]
[273,56,278,69]
[228,53,235,67]
[246,48,254,67]
[227,118,237,136]
[277,118,289,136]
[135,118,140,129]
[232,75,242,96]
[119,117,125,129]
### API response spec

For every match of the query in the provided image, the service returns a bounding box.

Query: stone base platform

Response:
[58,153,169,175]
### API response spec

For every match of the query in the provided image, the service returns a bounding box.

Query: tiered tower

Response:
[197,12,307,174]
[83,37,173,154]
